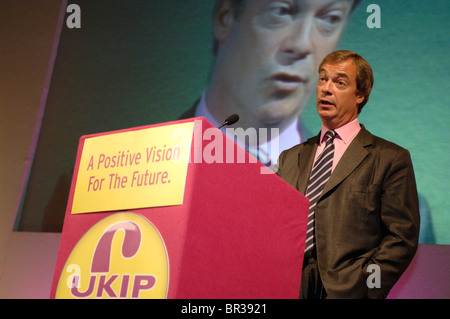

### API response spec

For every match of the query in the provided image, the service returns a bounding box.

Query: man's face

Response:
[213,0,354,126]
[316,60,364,129]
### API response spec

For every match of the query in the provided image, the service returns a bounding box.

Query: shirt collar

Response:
[320,118,361,144]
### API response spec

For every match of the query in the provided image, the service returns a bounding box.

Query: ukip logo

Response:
[55,213,169,299]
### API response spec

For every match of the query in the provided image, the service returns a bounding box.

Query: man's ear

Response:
[213,0,236,45]
[357,97,365,105]
[356,93,365,105]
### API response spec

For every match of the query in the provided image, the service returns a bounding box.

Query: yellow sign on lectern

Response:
[71,122,194,214]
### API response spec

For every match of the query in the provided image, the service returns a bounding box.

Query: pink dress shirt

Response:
[313,118,361,172]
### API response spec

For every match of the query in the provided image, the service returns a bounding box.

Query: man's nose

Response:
[321,80,333,95]
[279,20,314,63]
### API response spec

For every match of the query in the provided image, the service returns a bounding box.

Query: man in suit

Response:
[276,50,420,298]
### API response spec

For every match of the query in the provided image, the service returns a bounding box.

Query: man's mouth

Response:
[271,73,306,92]
[319,99,335,106]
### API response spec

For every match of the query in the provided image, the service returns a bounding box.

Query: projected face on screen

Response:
[207,0,356,127]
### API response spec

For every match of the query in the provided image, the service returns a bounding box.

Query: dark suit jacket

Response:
[277,125,420,298]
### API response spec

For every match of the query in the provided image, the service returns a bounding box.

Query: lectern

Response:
[50,117,309,299]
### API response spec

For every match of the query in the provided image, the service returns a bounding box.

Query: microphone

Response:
[218,114,240,129]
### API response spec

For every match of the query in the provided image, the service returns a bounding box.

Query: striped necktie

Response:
[304,130,336,253]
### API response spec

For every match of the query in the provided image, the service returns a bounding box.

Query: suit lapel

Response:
[321,126,372,195]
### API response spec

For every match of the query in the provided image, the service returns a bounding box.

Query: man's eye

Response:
[316,10,345,33]
[270,3,293,17]
[322,13,343,26]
